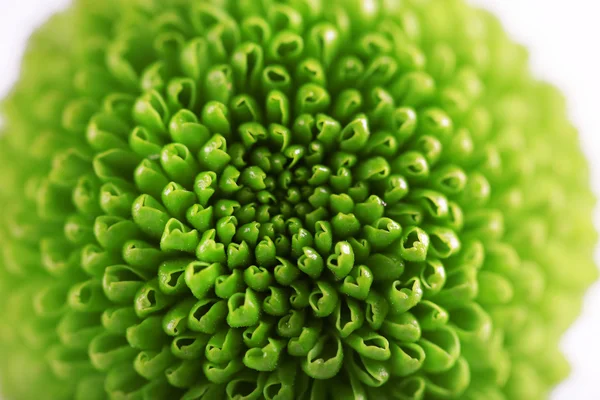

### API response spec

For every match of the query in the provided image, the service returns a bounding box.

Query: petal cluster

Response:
[0,0,596,399]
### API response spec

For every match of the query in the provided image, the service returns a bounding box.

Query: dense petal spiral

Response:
[0,0,596,399]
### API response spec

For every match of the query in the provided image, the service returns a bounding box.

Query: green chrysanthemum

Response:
[0,0,596,399]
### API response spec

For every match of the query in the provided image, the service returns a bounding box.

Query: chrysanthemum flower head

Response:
[0,0,596,399]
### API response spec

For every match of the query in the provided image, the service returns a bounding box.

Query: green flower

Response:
[0,0,596,399]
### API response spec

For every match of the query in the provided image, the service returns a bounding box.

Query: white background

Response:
[0,1,599,399]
